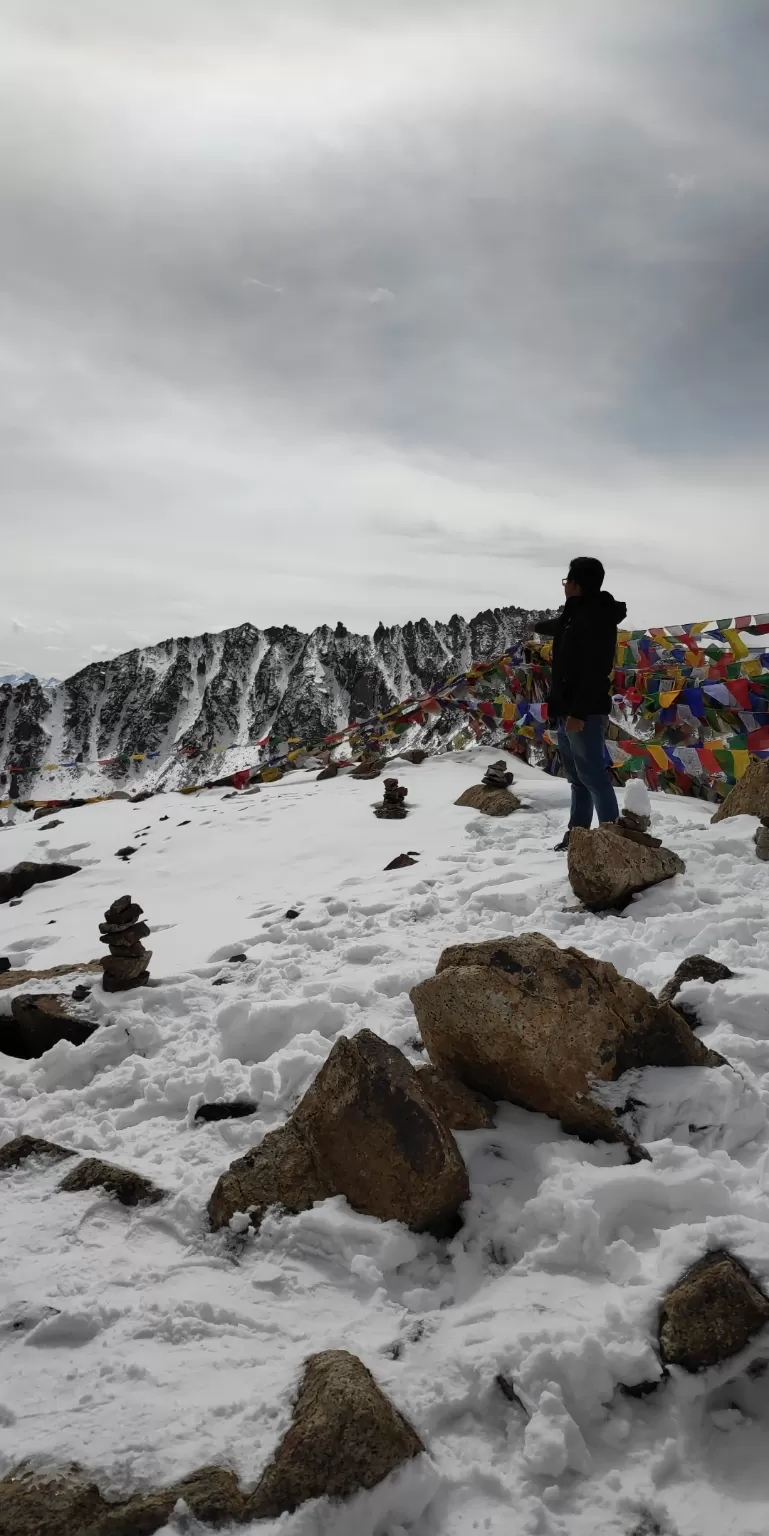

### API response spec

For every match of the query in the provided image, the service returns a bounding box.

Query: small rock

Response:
[317,763,340,780]
[385,853,419,870]
[195,1101,258,1122]
[659,955,734,1006]
[208,1029,469,1235]
[0,957,9,974]
[285,909,300,920]
[249,1350,424,1520]
[58,1157,164,1207]
[400,749,426,764]
[454,783,521,817]
[350,758,386,780]
[711,759,769,823]
[4,995,97,1060]
[228,953,248,963]
[0,1134,76,1170]
[115,846,137,859]
[416,1065,496,1129]
[567,825,685,911]
[41,819,63,829]
[71,984,92,1001]
[178,819,191,826]
[659,1251,769,1371]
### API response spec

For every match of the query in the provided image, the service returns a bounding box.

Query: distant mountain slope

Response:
[0,605,553,792]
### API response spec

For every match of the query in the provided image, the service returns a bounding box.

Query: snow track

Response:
[2,752,769,1535]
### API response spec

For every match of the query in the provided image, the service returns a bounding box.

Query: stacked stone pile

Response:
[100,894,151,992]
[481,759,515,790]
[374,778,409,819]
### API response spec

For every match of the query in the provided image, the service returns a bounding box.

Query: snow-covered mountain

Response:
[0,605,552,791]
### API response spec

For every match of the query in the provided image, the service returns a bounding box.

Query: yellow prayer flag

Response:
[647,745,670,769]
[732,751,750,779]
[722,629,749,659]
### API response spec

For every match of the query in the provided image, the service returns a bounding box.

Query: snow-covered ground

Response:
[2,750,769,1536]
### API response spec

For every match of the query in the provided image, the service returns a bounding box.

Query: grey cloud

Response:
[2,0,768,677]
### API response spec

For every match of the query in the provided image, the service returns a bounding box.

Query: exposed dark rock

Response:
[0,861,81,905]
[567,826,685,911]
[400,749,426,764]
[415,1065,496,1130]
[455,783,521,816]
[71,984,93,1001]
[711,759,769,823]
[0,1134,76,1170]
[0,1462,248,1536]
[285,909,300,920]
[115,846,137,859]
[58,1158,164,1206]
[317,762,339,780]
[350,757,386,780]
[481,759,515,790]
[410,933,724,1145]
[659,1251,769,1371]
[4,995,97,1059]
[0,957,9,974]
[208,1029,469,1235]
[385,853,419,870]
[249,1351,424,1520]
[195,1101,258,1122]
[659,955,734,1006]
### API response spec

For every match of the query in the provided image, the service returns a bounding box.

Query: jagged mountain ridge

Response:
[0,605,553,789]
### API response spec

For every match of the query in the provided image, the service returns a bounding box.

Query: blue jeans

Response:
[556,715,619,828]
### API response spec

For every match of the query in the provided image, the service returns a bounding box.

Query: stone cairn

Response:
[481,760,515,791]
[374,778,409,819]
[99,894,152,992]
[756,817,769,862]
[613,804,662,849]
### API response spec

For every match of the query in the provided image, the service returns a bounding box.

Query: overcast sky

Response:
[3,0,769,678]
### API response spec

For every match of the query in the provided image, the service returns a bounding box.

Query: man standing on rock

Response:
[536,557,627,850]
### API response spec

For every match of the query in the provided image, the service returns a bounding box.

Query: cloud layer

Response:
[3,1,769,676]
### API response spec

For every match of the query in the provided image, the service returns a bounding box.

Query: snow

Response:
[2,749,769,1535]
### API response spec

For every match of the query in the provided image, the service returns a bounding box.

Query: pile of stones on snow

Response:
[99,894,151,991]
[373,777,409,819]
[455,758,521,817]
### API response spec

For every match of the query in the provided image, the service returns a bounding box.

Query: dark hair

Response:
[568,556,604,595]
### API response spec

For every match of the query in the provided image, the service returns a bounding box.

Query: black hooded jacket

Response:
[539,591,627,721]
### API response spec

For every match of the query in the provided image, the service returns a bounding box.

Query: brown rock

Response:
[755,824,769,861]
[98,923,150,951]
[711,758,769,823]
[4,995,96,1059]
[350,758,386,780]
[317,763,340,780]
[100,905,143,933]
[0,1134,75,1170]
[0,1463,247,1536]
[102,970,150,994]
[0,960,101,992]
[0,861,81,906]
[374,778,409,819]
[384,853,419,870]
[100,949,151,981]
[659,1251,769,1371]
[454,784,521,816]
[207,1119,327,1232]
[58,1157,163,1207]
[659,954,734,1006]
[400,749,426,764]
[567,825,685,911]
[416,1065,496,1130]
[410,933,722,1144]
[249,1350,424,1520]
[208,1029,469,1235]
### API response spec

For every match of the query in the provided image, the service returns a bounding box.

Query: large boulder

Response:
[567,825,684,911]
[410,933,723,1144]
[4,995,96,1059]
[208,1029,469,1235]
[659,1251,769,1371]
[249,1350,424,1520]
[58,1158,164,1207]
[0,861,81,905]
[415,1065,496,1130]
[0,960,101,993]
[711,759,769,823]
[0,1463,246,1536]
[454,784,521,817]
[0,1134,75,1170]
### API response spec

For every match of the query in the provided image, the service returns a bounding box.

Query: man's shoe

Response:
[553,830,571,852]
